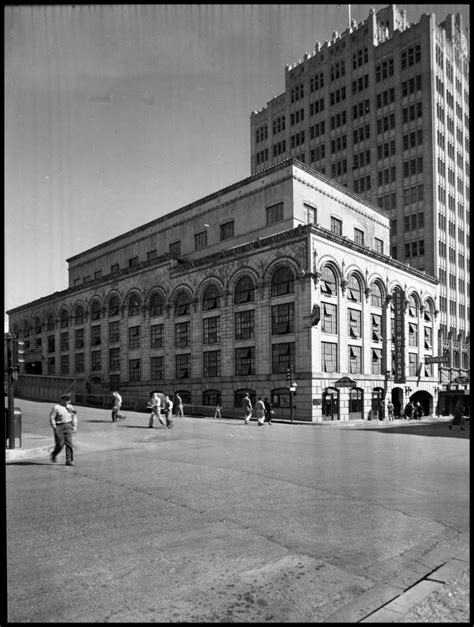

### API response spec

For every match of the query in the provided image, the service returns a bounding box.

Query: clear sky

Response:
[5,4,470,331]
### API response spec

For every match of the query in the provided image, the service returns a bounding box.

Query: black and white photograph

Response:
[5,4,469,622]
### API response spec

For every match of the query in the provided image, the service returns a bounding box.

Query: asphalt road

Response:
[5,406,470,622]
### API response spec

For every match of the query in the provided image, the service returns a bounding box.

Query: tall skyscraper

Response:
[250,5,469,374]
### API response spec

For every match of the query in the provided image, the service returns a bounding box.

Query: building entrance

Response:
[322,388,339,421]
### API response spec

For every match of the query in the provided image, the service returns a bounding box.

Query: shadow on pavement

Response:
[357,423,469,438]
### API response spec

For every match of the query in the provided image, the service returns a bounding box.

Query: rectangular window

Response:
[176,353,190,379]
[349,345,362,374]
[194,230,207,250]
[203,350,220,377]
[109,348,120,370]
[374,238,384,254]
[271,303,295,335]
[235,310,254,340]
[354,228,364,246]
[408,322,418,347]
[111,263,119,274]
[128,256,138,267]
[348,309,361,338]
[371,348,382,374]
[151,356,164,380]
[129,358,141,382]
[169,240,181,255]
[75,353,84,373]
[47,335,55,353]
[331,217,342,236]
[203,316,220,344]
[109,321,119,343]
[91,325,101,346]
[235,346,255,375]
[220,220,234,241]
[322,302,337,334]
[372,314,382,342]
[322,342,338,372]
[91,350,101,371]
[266,202,284,225]
[60,355,69,375]
[271,342,295,374]
[75,329,84,348]
[60,332,69,352]
[150,324,164,349]
[408,353,417,376]
[128,326,140,349]
[424,327,432,350]
[175,322,190,348]
[305,203,317,224]
[147,250,157,261]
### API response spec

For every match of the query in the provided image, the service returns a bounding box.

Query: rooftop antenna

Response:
[337,4,351,28]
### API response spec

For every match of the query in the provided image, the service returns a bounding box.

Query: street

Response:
[5,405,470,622]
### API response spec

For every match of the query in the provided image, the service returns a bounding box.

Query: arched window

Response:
[407,294,418,317]
[202,284,220,311]
[175,291,190,316]
[347,274,361,302]
[320,266,337,296]
[46,315,55,331]
[34,316,42,334]
[271,266,295,296]
[75,306,84,325]
[234,389,256,408]
[128,294,140,317]
[203,389,221,406]
[371,282,383,308]
[234,276,255,304]
[109,296,120,317]
[60,310,69,328]
[150,293,164,317]
[91,300,101,321]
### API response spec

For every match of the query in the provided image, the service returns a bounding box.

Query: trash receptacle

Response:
[5,406,22,448]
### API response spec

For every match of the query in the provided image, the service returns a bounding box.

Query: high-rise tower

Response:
[250,5,469,373]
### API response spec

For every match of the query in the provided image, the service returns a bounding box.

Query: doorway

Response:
[322,388,339,421]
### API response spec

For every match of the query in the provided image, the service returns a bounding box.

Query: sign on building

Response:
[393,288,405,383]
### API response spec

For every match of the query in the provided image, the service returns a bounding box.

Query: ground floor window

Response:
[203,389,221,406]
[322,388,339,420]
[348,388,363,420]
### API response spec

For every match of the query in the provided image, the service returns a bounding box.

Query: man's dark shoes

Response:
[66,461,74,466]
[51,453,57,463]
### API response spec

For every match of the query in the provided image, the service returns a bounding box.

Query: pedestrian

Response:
[164,395,174,429]
[242,392,253,424]
[111,390,125,422]
[378,399,385,421]
[49,393,78,466]
[175,393,184,418]
[386,400,395,421]
[148,391,165,428]
[414,401,424,420]
[404,401,414,420]
[255,396,266,426]
[214,403,222,420]
[449,401,466,431]
[264,397,274,425]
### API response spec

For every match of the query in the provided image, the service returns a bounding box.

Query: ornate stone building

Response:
[8,159,445,420]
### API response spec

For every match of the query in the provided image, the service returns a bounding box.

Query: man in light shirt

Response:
[49,393,78,466]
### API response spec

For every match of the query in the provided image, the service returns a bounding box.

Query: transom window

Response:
[108,296,120,317]
[234,276,255,304]
[320,266,337,295]
[271,267,295,296]
[347,275,361,302]
[175,291,190,316]
[371,283,383,307]
[202,285,221,311]
[91,300,101,321]
[128,294,140,317]
[150,293,164,317]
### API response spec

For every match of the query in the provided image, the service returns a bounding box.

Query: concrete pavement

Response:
[5,399,470,622]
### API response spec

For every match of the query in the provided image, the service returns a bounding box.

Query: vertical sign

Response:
[393,288,405,383]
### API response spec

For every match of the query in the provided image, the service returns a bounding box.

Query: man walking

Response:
[175,393,184,418]
[255,397,266,426]
[49,393,78,466]
[111,391,124,422]
[243,393,253,425]
[164,395,174,429]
